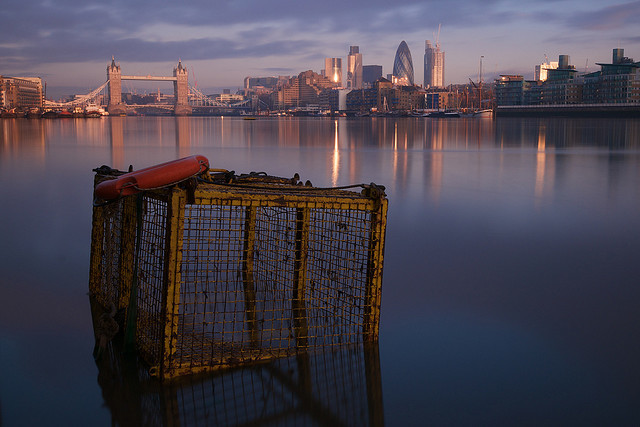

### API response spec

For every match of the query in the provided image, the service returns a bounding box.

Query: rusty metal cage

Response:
[89,168,387,380]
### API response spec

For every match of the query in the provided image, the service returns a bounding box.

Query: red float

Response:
[95,155,209,200]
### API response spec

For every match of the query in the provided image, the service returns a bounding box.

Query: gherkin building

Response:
[393,41,414,85]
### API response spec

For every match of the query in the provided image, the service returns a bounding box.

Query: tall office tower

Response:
[424,40,445,88]
[325,58,343,87]
[393,41,414,86]
[347,46,363,89]
[363,65,383,86]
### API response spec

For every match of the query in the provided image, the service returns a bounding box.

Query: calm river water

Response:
[1,116,639,425]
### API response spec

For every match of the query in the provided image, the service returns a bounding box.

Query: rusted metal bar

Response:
[292,207,311,349]
[242,205,259,347]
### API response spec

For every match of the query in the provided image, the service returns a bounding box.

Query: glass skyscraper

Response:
[393,41,414,86]
[424,40,445,88]
[347,46,363,89]
[324,58,343,87]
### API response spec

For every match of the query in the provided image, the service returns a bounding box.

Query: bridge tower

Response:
[173,60,191,116]
[107,57,126,115]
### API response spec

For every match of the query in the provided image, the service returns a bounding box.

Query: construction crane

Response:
[435,23,441,50]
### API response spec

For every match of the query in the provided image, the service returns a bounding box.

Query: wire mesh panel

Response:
[252,205,298,353]
[306,208,373,346]
[136,195,170,366]
[175,200,254,370]
[89,197,136,311]
[90,170,387,380]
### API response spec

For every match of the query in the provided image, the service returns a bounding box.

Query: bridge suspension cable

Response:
[188,85,251,108]
[44,80,110,108]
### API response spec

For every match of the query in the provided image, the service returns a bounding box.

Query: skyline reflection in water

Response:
[0,116,639,425]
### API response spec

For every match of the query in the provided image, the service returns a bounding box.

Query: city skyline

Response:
[1,0,639,99]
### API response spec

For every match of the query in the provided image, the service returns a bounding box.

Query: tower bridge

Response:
[107,57,191,116]
[45,58,257,114]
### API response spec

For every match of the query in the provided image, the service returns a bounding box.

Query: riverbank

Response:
[496,103,640,118]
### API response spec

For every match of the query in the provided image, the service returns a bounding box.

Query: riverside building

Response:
[0,76,43,109]
[273,70,335,109]
[587,48,640,103]
[345,78,425,113]
[363,65,383,87]
[495,49,640,107]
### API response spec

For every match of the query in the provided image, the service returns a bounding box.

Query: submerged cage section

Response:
[90,170,387,380]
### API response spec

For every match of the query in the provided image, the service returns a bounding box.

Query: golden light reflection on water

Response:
[332,119,339,186]
[0,119,46,164]
[2,117,639,206]
[535,124,555,209]
[109,117,124,169]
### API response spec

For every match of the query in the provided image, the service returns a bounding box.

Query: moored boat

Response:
[85,104,108,117]
[27,108,42,118]
[427,110,460,118]
[1,109,18,118]
[473,109,493,118]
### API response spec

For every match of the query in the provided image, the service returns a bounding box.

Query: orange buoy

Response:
[95,155,209,200]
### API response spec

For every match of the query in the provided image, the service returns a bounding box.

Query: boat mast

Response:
[479,55,484,110]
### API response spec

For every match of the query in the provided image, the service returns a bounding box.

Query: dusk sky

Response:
[1,0,639,98]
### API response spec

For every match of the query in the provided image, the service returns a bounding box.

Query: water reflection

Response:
[175,116,191,159]
[332,120,340,186]
[94,332,383,426]
[109,117,125,169]
[0,118,46,162]
[495,117,640,149]
[534,124,553,207]
[1,116,638,220]
[1,117,640,424]
[107,117,193,169]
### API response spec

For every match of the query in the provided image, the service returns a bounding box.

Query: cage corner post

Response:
[89,202,105,296]
[364,342,385,427]
[363,198,388,341]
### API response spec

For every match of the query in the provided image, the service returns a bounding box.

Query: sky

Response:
[1,0,639,99]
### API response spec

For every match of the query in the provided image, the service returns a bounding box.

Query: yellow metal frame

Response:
[90,178,387,381]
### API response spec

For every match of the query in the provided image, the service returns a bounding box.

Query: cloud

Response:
[567,1,640,30]
[2,0,637,92]
[1,35,317,67]
[262,67,296,73]
[0,0,508,65]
